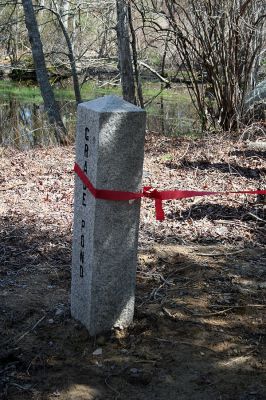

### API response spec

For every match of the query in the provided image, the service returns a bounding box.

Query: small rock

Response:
[55,308,64,317]
[130,368,140,374]
[92,348,102,356]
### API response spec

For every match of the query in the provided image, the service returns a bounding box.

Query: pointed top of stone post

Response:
[79,95,144,113]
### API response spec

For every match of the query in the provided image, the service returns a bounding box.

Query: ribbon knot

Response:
[143,187,165,220]
[74,162,266,222]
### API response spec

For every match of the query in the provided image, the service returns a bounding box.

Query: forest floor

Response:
[0,129,266,400]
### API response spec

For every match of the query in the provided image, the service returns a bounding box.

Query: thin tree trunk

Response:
[40,1,82,105]
[21,0,67,144]
[61,0,69,29]
[116,0,135,104]
[56,14,82,105]
[128,2,144,108]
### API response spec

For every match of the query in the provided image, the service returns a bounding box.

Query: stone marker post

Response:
[71,95,146,335]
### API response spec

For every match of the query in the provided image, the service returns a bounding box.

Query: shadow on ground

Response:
[0,215,266,400]
[176,202,265,224]
[183,160,266,180]
[230,149,266,159]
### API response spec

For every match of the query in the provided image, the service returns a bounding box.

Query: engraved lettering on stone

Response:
[71,96,146,335]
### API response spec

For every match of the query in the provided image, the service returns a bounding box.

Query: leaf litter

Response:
[0,131,265,400]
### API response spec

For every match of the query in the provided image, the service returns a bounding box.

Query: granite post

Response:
[71,95,146,335]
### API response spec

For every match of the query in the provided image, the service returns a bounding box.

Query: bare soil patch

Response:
[0,132,265,400]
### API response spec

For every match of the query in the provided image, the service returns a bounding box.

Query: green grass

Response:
[0,81,43,102]
[0,80,200,138]
[0,80,192,104]
[81,82,122,100]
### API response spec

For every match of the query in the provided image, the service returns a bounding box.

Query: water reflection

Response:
[146,99,197,136]
[0,98,76,149]
[0,87,198,149]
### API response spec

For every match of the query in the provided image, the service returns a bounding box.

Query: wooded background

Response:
[0,0,265,139]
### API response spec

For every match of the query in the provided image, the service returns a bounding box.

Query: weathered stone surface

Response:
[71,95,146,335]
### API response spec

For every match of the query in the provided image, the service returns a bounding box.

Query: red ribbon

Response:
[74,162,266,221]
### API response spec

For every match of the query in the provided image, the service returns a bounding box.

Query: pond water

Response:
[0,81,199,149]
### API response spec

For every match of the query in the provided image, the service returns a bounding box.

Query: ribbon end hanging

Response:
[155,199,165,221]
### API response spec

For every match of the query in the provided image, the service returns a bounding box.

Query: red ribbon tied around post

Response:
[74,163,266,221]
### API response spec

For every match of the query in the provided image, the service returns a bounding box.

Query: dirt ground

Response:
[0,131,266,400]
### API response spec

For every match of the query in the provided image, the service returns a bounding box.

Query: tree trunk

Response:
[116,0,135,104]
[21,0,67,144]
[61,0,69,30]
[128,2,144,108]
[56,14,82,105]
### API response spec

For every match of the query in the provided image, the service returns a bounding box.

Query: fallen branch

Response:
[196,249,245,257]
[138,61,170,86]
[154,337,219,355]
[210,304,266,309]
[186,307,235,317]
[246,140,266,151]
[163,306,234,319]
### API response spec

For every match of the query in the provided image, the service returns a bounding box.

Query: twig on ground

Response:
[177,143,190,161]
[9,383,32,391]
[196,249,245,257]
[248,212,265,223]
[162,307,180,320]
[0,183,26,191]
[210,304,266,309]
[154,337,219,355]
[163,306,234,318]
[186,307,235,317]
[2,315,46,346]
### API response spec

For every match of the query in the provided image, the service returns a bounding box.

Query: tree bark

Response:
[56,12,82,105]
[21,0,67,144]
[128,2,144,108]
[116,0,135,104]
